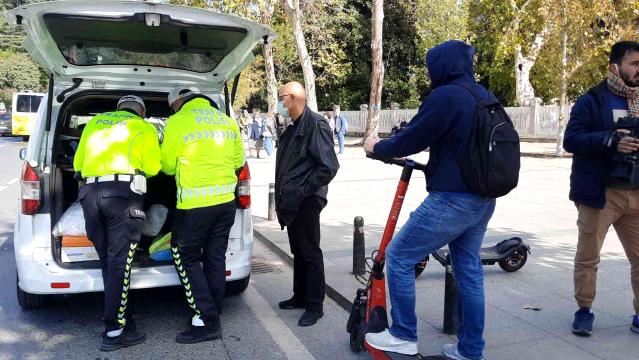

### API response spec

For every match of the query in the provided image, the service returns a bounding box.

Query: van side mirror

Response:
[19,148,26,160]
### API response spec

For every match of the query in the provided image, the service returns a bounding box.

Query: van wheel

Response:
[16,274,49,310]
[226,275,250,295]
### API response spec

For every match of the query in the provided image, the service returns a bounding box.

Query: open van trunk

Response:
[50,90,183,269]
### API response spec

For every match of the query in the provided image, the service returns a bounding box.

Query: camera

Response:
[611,116,639,185]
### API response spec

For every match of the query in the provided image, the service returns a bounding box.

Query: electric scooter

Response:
[414,237,530,278]
[347,154,446,360]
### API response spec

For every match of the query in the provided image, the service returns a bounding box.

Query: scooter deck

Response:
[367,345,448,360]
[436,246,500,259]
[383,352,447,360]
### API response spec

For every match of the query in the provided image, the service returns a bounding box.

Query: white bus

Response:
[12,91,44,139]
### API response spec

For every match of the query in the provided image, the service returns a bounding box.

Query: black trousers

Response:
[171,201,236,326]
[79,182,145,332]
[287,196,326,312]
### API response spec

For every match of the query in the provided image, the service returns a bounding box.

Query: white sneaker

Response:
[442,343,484,360]
[365,329,418,355]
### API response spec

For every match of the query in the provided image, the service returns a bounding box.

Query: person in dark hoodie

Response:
[363,40,495,360]
[563,41,639,337]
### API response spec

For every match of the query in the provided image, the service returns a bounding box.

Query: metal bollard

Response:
[353,216,366,275]
[268,183,276,221]
[443,264,459,334]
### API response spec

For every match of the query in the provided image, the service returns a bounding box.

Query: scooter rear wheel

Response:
[498,250,528,272]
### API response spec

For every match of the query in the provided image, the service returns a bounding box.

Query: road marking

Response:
[0,186,6,192]
[243,284,316,360]
[6,178,18,185]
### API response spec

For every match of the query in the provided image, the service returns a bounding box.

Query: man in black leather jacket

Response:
[274,81,339,327]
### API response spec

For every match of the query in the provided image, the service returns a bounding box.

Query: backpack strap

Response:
[452,82,497,105]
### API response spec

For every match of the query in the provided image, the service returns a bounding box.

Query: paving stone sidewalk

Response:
[248,145,637,360]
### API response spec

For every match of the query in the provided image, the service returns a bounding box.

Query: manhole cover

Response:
[251,257,280,274]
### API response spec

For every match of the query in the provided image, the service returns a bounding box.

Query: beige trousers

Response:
[575,188,639,314]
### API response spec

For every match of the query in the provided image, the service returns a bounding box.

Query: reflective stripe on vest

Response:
[177,182,237,201]
[182,130,238,143]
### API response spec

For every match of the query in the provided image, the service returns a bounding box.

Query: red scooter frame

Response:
[347,155,439,360]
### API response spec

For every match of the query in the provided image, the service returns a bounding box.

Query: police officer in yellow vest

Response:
[74,95,161,351]
[161,87,245,344]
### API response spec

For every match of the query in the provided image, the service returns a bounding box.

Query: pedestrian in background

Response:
[334,105,348,154]
[324,111,336,134]
[249,109,264,158]
[275,81,339,327]
[239,109,250,139]
[563,40,639,337]
[263,111,277,157]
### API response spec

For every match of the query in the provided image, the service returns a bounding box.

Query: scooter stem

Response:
[374,163,414,264]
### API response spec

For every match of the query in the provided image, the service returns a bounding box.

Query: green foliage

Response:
[3,0,637,111]
[0,52,42,91]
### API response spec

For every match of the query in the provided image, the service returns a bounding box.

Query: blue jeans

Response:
[264,137,274,156]
[386,191,496,360]
[337,132,345,154]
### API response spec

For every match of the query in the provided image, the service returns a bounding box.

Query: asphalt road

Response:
[0,136,369,360]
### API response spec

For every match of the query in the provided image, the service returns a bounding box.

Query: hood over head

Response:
[426,40,476,88]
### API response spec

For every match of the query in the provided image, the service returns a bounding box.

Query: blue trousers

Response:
[386,191,495,360]
[264,137,274,156]
[337,132,345,154]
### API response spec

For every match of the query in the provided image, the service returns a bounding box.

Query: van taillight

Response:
[21,161,40,215]
[237,163,251,209]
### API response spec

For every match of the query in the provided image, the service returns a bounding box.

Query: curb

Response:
[253,228,354,312]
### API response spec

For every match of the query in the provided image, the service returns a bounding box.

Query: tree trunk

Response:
[260,7,278,114]
[262,43,278,114]
[281,0,318,112]
[514,29,548,106]
[366,0,384,139]
[555,0,568,157]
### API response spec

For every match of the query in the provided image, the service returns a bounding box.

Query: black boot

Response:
[298,310,323,327]
[278,296,305,310]
[100,326,146,352]
[175,323,222,344]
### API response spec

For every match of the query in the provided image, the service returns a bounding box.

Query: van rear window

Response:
[44,14,247,73]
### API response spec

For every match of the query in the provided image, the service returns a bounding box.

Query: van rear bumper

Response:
[17,249,251,295]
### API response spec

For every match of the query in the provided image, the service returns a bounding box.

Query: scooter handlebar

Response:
[366,152,428,171]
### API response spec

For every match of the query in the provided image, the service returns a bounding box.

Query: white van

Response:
[7,1,274,309]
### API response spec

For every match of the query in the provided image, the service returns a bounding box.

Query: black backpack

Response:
[455,83,520,198]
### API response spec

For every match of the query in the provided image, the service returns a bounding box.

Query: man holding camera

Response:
[564,41,639,337]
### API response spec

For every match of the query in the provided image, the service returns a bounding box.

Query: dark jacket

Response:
[275,106,340,227]
[373,40,489,193]
[563,80,619,209]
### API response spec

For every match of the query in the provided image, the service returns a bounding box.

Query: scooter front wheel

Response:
[498,250,528,272]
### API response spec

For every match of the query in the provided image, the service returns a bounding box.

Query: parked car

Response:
[0,112,11,136]
[8,0,274,309]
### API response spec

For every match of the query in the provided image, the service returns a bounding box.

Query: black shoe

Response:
[175,324,222,344]
[279,297,305,310]
[572,307,594,336]
[298,310,323,327]
[100,327,146,352]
